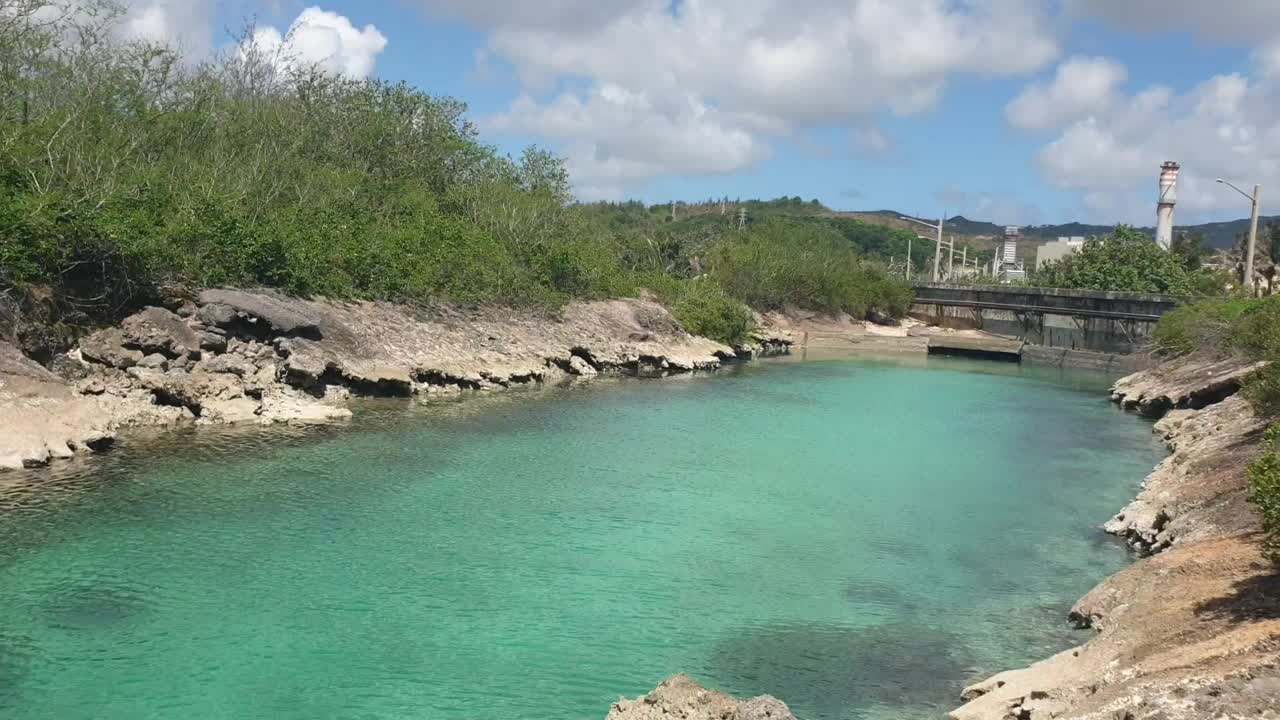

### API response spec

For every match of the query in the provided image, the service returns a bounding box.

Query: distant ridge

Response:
[840,210,1279,250]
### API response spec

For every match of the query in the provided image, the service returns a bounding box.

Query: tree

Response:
[1035,226,1193,294]
[1170,231,1208,272]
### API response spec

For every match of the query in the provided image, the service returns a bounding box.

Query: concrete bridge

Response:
[909,283,1183,369]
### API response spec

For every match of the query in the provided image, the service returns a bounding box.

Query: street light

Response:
[899,214,946,283]
[1217,178,1262,295]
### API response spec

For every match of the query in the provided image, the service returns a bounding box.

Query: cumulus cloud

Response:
[1032,53,1280,223]
[423,0,1059,197]
[483,85,771,200]
[246,7,388,79]
[120,1,215,53]
[1006,56,1127,130]
[1065,0,1280,42]
[28,0,219,56]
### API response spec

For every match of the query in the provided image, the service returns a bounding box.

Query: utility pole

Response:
[1218,179,1263,295]
[905,236,912,280]
[948,235,955,281]
[934,215,944,283]
[899,214,946,283]
[670,201,677,222]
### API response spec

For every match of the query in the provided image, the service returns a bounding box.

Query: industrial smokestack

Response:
[1156,161,1180,251]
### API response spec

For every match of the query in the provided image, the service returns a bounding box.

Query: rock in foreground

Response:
[609,675,795,720]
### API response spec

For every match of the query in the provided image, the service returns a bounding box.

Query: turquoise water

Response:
[0,356,1163,719]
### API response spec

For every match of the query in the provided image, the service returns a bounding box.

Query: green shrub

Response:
[1036,226,1194,294]
[1248,425,1280,563]
[1244,366,1280,419]
[709,218,913,318]
[1156,294,1280,417]
[1152,297,1254,356]
[637,274,756,346]
[1229,295,1280,359]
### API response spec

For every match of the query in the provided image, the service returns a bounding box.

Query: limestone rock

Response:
[1111,356,1267,418]
[6,291,744,471]
[568,354,598,376]
[120,307,202,357]
[198,397,261,425]
[80,328,144,369]
[198,289,320,337]
[198,354,254,377]
[127,368,245,411]
[138,353,168,370]
[607,675,795,720]
[0,340,117,469]
[198,330,228,353]
[49,352,89,381]
[282,339,331,387]
[196,303,237,327]
[259,391,353,424]
[346,364,413,395]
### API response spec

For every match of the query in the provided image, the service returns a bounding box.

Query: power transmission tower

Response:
[738,207,748,230]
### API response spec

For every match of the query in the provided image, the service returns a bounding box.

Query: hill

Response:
[838,210,1279,251]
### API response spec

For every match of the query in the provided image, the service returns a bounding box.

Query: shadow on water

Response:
[709,621,966,718]
[0,632,38,711]
[43,579,155,630]
[843,582,927,617]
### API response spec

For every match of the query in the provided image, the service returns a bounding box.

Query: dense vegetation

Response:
[0,1,913,348]
[1249,426,1280,562]
[1034,226,1196,294]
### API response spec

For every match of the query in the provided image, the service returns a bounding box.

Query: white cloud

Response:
[1065,0,1280,42]
[245,7,388,79]
[27,0,219,56]
[1033,53,1280,223]
[1006,56,1127,130]
[850,124,894,159]
[483,86,771,200]
[422,0,1059,198]
[1255,38,1280,79]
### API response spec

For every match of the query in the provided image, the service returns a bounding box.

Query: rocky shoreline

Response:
[0,288,791,471]
[952,356,1280,720]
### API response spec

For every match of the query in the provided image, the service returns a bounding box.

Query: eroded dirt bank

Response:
[952,357,1280,720]
[0,289,791,470]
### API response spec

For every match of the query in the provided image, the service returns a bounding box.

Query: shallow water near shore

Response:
[0,355,1163,719]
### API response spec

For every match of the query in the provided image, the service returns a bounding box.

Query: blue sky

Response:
[140,1,1280,226]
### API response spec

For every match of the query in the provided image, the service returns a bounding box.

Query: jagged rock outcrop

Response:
[0,341,114,469]
[608,675,796,720]
[951,355,1280,720]
[1102,395,1268,554]
[1110,355,1266,417]
[120,307,203,357]
[2,289,791,471]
